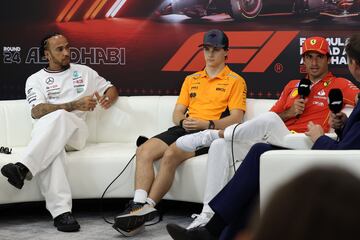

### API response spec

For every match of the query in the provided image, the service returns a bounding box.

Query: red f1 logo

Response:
[162,31,299,72]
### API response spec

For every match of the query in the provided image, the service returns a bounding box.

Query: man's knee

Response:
[210,138,227,150]
[136,145,155,164]
[160,148,182,170]
[250,142,274,153]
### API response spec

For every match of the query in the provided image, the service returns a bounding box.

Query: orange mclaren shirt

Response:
[271,72,359,133]
[177,65,247,120]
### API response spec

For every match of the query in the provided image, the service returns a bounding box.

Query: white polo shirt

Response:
[25,63,113,119]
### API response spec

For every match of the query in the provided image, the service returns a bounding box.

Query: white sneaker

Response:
[176,130,219,152]
[186,212,213,229]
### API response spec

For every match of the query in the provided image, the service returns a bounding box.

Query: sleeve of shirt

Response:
[93,69,113,95]
[176,76,190,107]
[338,78,359,106]
[270,82,293,113]
[312,121,360,150]
[228,76,247,112]
[25,76,47,108]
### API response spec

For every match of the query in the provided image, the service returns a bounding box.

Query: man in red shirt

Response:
[174,36,359,230]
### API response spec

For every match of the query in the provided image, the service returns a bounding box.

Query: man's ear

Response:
[44,50,50,60]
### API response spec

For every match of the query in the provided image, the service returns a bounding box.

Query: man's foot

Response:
[113,201,159,235]
[166,224,217,240]
[53,212,80,232]
[186,212,213,229]
[1,163,28,189]
[176,130,219,152]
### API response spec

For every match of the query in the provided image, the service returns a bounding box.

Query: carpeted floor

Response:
[0,199,201,240]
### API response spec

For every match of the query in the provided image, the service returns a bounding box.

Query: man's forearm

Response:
[212,114,242,130]
[173,113,186,126]
[31,102,74,119]
[277,109,293,121]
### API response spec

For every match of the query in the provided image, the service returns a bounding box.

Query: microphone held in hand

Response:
[296,78,311,118]
[298,78,311,99]
[328,88,343,114]
[136,136,149,147]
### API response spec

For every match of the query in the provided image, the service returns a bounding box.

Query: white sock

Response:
[146,197,156,207]
[133,189,148,203]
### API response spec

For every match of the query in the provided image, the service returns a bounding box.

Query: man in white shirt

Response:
[1,33,118,232]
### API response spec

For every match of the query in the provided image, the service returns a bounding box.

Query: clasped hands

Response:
[181,118,209,132]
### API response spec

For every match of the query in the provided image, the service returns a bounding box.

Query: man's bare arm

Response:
[31,95,97,119]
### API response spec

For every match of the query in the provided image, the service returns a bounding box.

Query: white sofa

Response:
[0,96,356,210]
[0,96,276,205]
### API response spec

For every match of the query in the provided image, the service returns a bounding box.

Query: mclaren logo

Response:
[162,31,298,73]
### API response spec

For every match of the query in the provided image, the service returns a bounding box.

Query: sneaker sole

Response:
[113,224,145,237]
[114,210,159,230]
[1,164,24,189]
[55,223,80,232]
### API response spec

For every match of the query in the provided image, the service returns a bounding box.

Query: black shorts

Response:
[153,126,209,156]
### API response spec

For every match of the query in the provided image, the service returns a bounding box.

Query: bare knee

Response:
[160,149,182,171]
[136,145,156,164]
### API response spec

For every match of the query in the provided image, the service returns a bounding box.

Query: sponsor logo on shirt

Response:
[317,89,326,96]
[72,71,84,93]
[291,89,298,98]
[312,101,325,107]
[45,77,54,85]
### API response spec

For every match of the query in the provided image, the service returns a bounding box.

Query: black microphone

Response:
[296,78,311,118]
[136,136,149,147]
[298,78,311,99]
[328,88,343,114]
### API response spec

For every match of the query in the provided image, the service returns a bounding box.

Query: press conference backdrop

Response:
[1,0,359,100]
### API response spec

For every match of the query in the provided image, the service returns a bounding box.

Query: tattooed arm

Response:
[31,95,98,119]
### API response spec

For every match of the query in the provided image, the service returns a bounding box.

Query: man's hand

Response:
[182,118,208,132]
[73,95,97,111]
[95,92,112,109]
[278,98,306,121]
[329,112,347,130]
[289,98,306,117]
[305,121,324,143]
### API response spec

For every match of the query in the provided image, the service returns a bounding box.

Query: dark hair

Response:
[345,34,360,66]
[253,167,360,240]
[39,32,62,58]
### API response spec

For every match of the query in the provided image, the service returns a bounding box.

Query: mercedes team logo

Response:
[45,77,54,85]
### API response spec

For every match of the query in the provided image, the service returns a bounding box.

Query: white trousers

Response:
[202,112,290,213]
[21,110,88,218]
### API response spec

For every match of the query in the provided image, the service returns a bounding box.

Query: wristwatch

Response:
[179,119,185,128]
[208,120,215,129]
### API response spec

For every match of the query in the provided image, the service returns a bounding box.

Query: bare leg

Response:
[148,143,194,203]
[135,138,168,192]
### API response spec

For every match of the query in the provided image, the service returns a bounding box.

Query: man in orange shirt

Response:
[112,29,247,236]
[173,36,359,230]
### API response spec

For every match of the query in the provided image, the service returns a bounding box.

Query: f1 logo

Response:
[162,31,299,72]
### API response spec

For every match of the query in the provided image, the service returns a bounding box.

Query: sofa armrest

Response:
[282,133,337,150]
[259,150,360,211]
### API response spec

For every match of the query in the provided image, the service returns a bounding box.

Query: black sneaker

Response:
[1,163,28,189]
[166,224,217,240]
[113,201,159,235]
[54,212,80,232]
